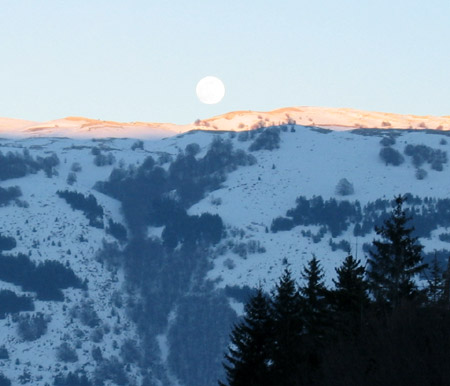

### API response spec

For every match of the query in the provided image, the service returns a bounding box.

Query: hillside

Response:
[0,121,449,385]
[1,106,450,139]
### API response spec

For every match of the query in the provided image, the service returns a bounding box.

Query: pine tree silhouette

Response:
[270,267,304,386]
[367,195,427,308]
[426,252,446,305]
[300,255,329,339]
[332,255,369,334]
[220,287,273,386]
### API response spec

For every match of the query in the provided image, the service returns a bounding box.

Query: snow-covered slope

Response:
[0,122,449,385]
[0,138,143,385]
[1,106,449,138]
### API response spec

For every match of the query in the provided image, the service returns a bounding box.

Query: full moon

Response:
[196,76,225,104]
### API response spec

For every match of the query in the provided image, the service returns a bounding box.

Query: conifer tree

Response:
[426,253,446,305]
[270,267,304,386]
[332,255,368,333]
[220,288,273,386]
[296,256,330,384]
[367,195,426,308]
[299,255,329,339]
[443,256,450,307]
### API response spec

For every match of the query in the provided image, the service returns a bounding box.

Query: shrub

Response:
[0,186,22,206]
[94,153,115,167]
[67,172,77,185]
[431,160,444,171]
[90,327,104,343]
[17,312,50,341]
[271,217,294,232]
[0,374,11,386]
[71,162,82,172]
[185,143,201,157]
[412,153,425,168]
[237,131,249,142]
[106,219,127,242]
[232,242,248,258]
[335,178,354,196]
[95,241,122,269]
[158,153,173,165]
[56,343,78,363]
[210,196,222,206]
[39,153,60,177]
[94,356,128,385]
[91,346,103,362]
[120,339,140,364]
[53,371,92,386]
[223,258,235,269]
[379,147,404,166]
[73,300,100,328]
[91,146,101,155]
[0,346,8,360]
[415,168,427,180]
[404,144,447,171]
[131,140,144,151]
[329,238,351,252]
[380,136,396,146]
[439,233,450,243]
[249,127,281,151]
[231,240,265,257]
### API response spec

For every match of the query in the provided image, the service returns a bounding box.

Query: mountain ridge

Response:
[1,106,450,139]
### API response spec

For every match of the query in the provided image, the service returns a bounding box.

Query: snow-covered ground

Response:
[188,127,450,290]
[0,138,142,385]
[0,123,449,384]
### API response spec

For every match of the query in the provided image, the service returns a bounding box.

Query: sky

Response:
[1,0,449,124]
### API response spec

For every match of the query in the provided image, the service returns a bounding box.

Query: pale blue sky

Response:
[1,0,449,123]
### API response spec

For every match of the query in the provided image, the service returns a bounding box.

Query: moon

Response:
[196,76,225,104]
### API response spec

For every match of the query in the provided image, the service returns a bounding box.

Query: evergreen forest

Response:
[221,195,450,386]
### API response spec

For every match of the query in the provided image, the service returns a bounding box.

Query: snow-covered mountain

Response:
[0,109,449,385]
[1,106,450,139]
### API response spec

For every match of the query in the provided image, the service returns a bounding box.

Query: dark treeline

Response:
[95,136,255,235]
[0,149,59,180]
[0,253,83,301]
[222,195,450,386]
[57,190,104,228]
[272,193,450,242]
[92,137,258,386]
[0,233,16,251]
[105,219,127,242]
[0,290,34,318]
[53,371,92,386]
